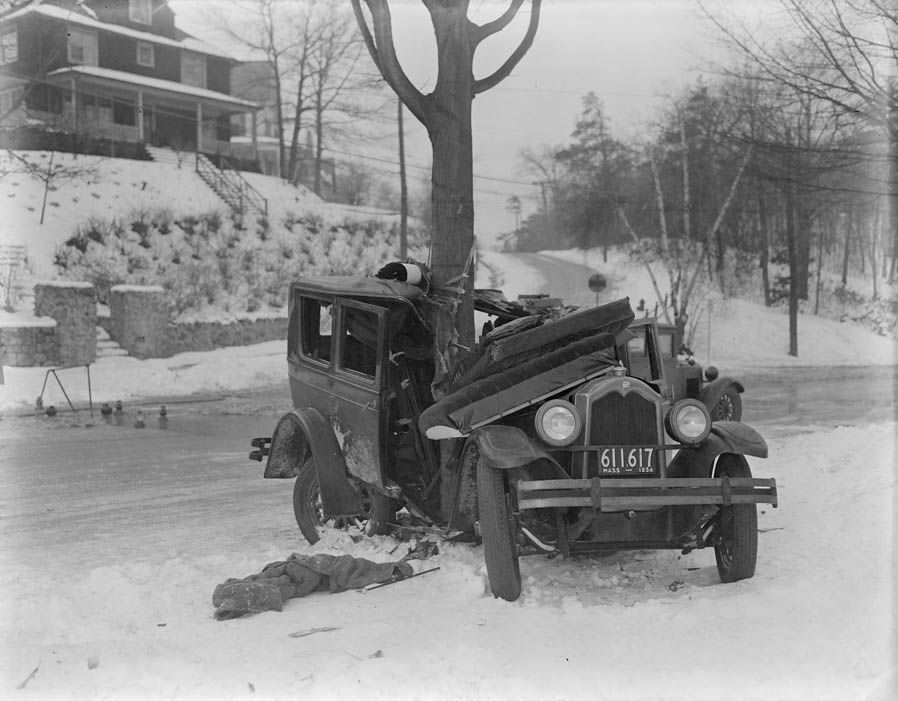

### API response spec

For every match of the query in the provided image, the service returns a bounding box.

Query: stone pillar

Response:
[108,285,168,359]
[33,281,96,366]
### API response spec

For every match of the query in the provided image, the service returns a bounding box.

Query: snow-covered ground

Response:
[0,251,895,701]
[0,409,894,700]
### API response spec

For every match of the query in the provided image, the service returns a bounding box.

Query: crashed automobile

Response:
[250,263,777,601]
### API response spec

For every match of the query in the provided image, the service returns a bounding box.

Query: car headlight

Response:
[665,399,711,445]
[535,400,582,446]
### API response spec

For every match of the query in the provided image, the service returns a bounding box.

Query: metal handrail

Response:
[195,153,268,218]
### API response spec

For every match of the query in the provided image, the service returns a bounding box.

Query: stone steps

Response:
[146,145,191,169]
[96,326,129,359]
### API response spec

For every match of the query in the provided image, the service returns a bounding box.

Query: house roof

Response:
[1,2,236,61]
[46,65,258,111]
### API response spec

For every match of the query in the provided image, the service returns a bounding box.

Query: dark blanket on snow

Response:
[213,553,413,620]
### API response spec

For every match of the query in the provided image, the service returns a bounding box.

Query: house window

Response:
[0,26,17,65]
[67,27,98,66]
[129,0,152,25]
[136,42,154,68]
[181,52,206,89]
[112,98,136,126]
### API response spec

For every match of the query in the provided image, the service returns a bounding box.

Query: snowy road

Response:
[1,366,892,574]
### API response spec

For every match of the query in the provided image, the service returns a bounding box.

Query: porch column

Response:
[137,90,144,142]
[70,77,78,133]
[251,110,258,159]
[196,102,203,153]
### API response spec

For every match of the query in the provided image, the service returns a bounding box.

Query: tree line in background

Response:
[509,0,895,354]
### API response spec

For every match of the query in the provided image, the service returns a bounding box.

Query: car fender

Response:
[264,408,362,517]
[698,377,744,411]
[470,425,564,474]
[666,421,768,478]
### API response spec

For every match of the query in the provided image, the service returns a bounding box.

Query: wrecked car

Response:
[250,266,777,601]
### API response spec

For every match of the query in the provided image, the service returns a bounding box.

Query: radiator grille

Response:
[586,391,660,476]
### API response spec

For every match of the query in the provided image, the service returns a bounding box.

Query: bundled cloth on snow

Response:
[212,553,413,620]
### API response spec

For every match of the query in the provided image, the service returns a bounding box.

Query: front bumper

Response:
[516,477,778,512]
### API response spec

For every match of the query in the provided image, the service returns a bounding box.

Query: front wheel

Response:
[476,451,522,601]
[713,454,758,583]
[293,457,394,545]
[711,386,742,422]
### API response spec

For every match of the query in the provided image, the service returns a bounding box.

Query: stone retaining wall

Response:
[0,320,59,366]
[163,317,287,356]
[34,282,96,365]
[105,285,287,358]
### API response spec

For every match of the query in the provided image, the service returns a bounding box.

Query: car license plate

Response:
[598,447,657,475]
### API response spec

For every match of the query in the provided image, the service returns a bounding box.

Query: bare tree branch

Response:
[351,0,429,123]
[472,0,526,44]
[473,0,541,94]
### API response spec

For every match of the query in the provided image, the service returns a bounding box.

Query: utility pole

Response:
[398,100,408,258]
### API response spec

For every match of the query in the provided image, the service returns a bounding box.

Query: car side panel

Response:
[265,408,363,518]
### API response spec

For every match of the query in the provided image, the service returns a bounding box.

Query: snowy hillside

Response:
[0,151,399,279]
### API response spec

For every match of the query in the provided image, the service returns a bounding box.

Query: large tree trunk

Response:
[427,5,476,346]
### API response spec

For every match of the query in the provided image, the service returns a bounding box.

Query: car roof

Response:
[291,275,425,303]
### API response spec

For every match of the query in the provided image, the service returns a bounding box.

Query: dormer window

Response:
[137,41,155,68]
[129,0,152,25]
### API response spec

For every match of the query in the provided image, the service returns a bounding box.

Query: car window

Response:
[340,305,379,379]
[627,331,646,357]
[300,297,332,363]
[658,330,676,358]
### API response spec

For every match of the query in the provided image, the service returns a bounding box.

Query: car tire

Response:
[713,454,758,583]
[711,386,742,422]
[294,457,325,545]
[476,451,522,601]
[293,457,394,545]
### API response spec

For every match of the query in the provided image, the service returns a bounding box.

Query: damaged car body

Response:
[251,267,777,601]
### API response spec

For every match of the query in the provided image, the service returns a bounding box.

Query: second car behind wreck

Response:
[251,265,777,601]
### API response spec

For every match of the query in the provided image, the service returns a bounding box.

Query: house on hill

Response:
[0,0,259,157]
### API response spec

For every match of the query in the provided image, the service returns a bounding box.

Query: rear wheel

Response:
[713,454,758,583]
[293,457,394,545]
[476,451,522,601]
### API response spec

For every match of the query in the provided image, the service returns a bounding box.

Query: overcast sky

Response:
[168,0,768,244]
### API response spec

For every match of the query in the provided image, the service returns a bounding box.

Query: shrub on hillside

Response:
[54,207,425,320]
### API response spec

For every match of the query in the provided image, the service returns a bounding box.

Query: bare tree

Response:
[702,0,898,280]
[218,0,300,178]
[351,0,542,351]
[306,3,376,196]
